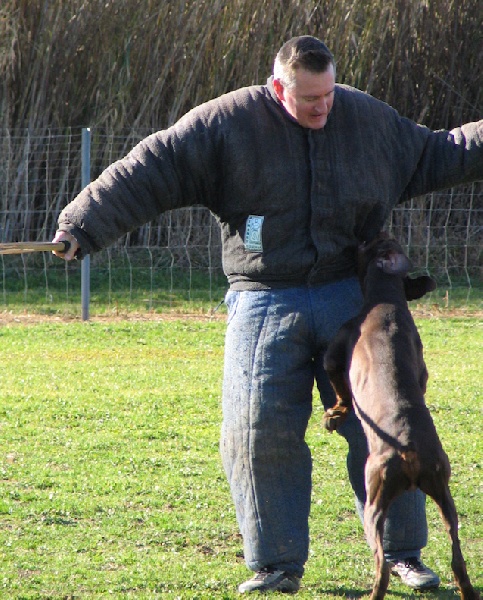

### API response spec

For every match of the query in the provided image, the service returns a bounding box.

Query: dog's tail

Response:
[399,446,420,489]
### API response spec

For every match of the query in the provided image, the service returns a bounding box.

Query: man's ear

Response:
[273,79,285,102]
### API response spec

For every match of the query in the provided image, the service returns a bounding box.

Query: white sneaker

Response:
[238,567,301,594]
[391,556,440,590]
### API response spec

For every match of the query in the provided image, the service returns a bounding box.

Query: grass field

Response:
[0,259,481,319]
[0,314,481,599]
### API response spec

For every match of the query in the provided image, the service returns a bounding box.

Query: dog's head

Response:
[358,232,437,301]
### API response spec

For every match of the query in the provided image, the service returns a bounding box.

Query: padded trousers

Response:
[221,278,427,577]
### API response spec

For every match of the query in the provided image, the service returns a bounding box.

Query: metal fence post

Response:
[81,128,91,321]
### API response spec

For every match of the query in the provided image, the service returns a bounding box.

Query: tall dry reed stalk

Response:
[0,0,481,275]
[1,0,481,132]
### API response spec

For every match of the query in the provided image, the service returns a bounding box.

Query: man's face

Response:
[273,65,335,130]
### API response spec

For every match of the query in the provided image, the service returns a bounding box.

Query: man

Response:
[53,36,483,594]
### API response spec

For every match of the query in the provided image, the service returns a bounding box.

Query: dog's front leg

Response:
[323,328,353,432]
[323,370,353,432]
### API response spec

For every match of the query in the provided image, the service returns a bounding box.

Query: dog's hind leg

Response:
[364,456,392,600]
[422,473,480,600]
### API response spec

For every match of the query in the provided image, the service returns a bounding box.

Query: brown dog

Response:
[323,233,479,600]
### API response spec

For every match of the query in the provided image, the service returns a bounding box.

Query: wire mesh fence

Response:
[0,128,481,315]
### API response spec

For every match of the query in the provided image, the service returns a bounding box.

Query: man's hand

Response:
[52,231,79,260]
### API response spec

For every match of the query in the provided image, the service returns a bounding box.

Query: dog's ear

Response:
[404,275,437,301]
[376,251,412,276]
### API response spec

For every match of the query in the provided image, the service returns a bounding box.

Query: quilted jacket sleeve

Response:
[57,104,223,257]
[399,118,483,202]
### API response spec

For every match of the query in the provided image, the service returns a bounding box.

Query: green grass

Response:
[0,260,229,317]
[0,317,481,599]
[0,254,481,317]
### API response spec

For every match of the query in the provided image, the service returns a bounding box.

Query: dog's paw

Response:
[323,407,349,432]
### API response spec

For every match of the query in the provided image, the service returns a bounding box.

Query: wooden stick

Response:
[0,241,71,255]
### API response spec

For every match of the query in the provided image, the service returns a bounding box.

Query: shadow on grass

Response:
[304,584,475,599]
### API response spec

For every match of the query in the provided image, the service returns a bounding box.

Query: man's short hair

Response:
[274,36,335,88]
